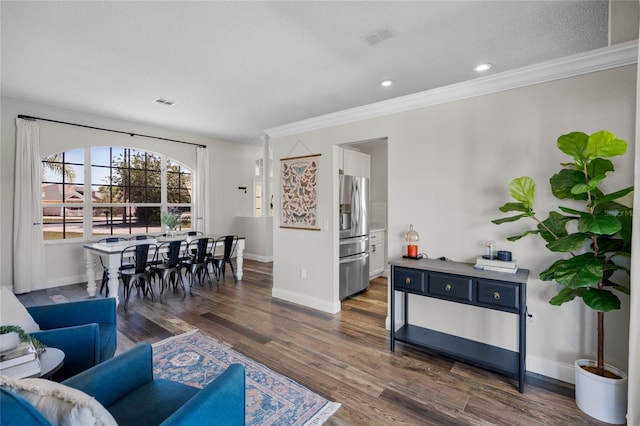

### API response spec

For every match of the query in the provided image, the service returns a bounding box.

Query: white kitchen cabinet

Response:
[369,229,385,278]
[342,149,370,178]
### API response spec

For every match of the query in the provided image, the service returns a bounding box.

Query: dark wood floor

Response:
[18,260,609,425]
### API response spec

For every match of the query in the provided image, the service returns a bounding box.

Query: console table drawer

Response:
[394,267,425,293]
[428,272,472,302]
[476,279,519,312]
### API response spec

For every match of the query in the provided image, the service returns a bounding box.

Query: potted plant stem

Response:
[492,130,633,424]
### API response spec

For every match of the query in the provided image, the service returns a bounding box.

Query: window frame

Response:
[41,147,193,243]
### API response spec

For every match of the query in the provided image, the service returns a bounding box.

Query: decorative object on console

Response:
[492,130,633,424]
[404,224,419,258]
[474,256,518,274]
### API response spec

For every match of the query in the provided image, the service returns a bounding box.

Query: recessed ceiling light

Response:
[380,80,394,87]
[474,63,492,72]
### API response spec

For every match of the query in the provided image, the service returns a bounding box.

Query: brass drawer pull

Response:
[445,284,452,291]
[405,277,411,285]
[493,291,501,300]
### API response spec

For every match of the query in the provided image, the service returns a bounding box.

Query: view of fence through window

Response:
[42,147,192,240]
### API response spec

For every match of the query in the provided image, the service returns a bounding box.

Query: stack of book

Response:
[0,341,41,378]
[474,257,518,274]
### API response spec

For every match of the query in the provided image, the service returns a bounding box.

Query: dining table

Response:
[83,235,245,305]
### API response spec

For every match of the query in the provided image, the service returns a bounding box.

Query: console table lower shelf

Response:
[394,324,520,378]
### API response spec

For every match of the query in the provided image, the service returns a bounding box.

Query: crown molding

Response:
[265,40,638,139]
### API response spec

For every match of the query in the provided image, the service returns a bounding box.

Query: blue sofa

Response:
[0,343,246,426]
[27,298,117,381]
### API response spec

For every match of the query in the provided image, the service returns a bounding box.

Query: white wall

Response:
[269,64,637,383]
[1,97,262,289]
[233,216,273,262]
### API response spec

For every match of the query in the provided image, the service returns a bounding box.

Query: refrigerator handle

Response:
[339,252,369,264]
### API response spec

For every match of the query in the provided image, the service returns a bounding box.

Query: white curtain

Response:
[13,118,45,294]
[194,146,210,234]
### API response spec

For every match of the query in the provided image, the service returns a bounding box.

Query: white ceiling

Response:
[1,1,610,145]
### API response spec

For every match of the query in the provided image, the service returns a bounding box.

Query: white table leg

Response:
[106,252,121,306]
[85,250,97,297]
[236,240,244,280]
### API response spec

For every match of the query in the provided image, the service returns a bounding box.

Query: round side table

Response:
[38,347,65,379]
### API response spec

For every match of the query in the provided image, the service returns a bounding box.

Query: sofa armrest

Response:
[160,364,245,426]
[27,298,116,330]
[63,343,153,408]
[30,324,100,381]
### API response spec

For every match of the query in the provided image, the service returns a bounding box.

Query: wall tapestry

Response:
[280,153,321,230]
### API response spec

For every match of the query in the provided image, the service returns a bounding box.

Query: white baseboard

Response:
[242,253,273,262]
[42,274,90,291]
[526,355,576,384]
[272,287,340,314]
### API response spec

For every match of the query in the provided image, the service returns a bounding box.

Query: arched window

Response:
[42,147,192,240]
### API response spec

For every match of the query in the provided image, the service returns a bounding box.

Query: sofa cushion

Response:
[0,375,117,426]
[0,286,40,333]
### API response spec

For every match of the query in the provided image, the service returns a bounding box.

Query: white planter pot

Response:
[575,359,628,424]
[0,332,20,352]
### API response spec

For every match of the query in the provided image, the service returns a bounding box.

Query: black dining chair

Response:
[180,237,213,292]
[152,240,186,302]
[209,235,239,283]
[120,243,157,309]
[129,234,156,240]
[96,236,128,297]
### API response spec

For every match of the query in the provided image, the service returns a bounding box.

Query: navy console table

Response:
[389,257,529,393]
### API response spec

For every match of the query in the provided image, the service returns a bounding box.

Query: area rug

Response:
[152,330,340,425]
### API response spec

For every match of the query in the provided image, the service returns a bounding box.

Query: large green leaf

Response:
[506,229,540,241]
[557,132,589,163]
[571,175,605,195]
[584,130,628,160]
[550,169,587,200]
[595,202,633,249]
[577,212,622,235]
[538,211,573,243]
[586,158,614,179]
[582,288,621,312]
[540,252,603,287]
[509,177,535,209]
[545,233,589,252]
[595,237,625,254]
[549,286,585,306]
[498,202,529,213]
[591,187,634,207]
[492,214,527,225]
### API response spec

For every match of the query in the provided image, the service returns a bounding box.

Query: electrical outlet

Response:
[300,267,307,279]
[527,312,536,326]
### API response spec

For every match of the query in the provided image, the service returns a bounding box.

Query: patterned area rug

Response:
[152,330,340,425]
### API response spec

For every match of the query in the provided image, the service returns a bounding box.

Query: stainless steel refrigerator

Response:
[339,174,369,300]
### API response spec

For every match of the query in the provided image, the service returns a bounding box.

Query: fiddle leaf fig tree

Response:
[492,130,633,376]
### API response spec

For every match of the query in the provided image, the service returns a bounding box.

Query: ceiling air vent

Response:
[364,27,396,45]
[153,98,177,106]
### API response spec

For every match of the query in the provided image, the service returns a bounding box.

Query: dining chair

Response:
[153,240,186,302]
[209,235,239,283]
[129,234,155,240]
[120,243,157,309]
[180,237,213,292]
[96,236,128,297]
